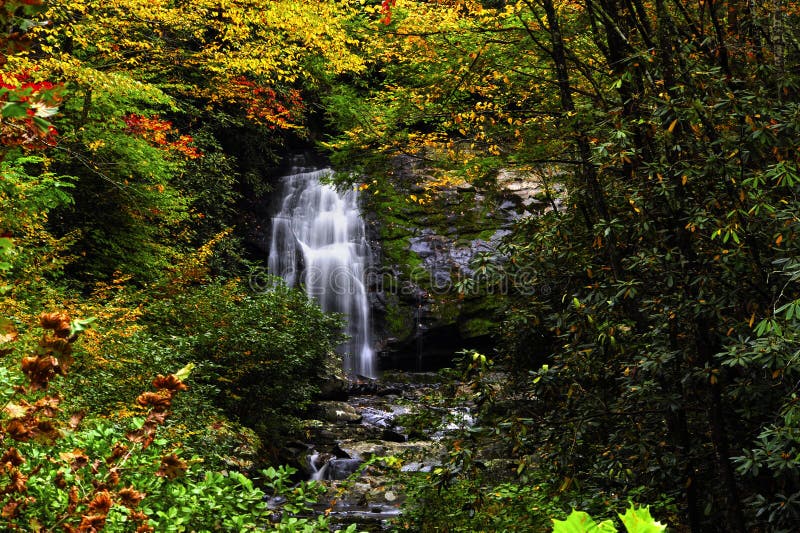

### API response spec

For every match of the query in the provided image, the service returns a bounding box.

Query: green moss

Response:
[431,298,461,326]
[460,317,496,338]
[382,237,422,275]
[475,228,498,241]
[365,170,513,339]
[462,293,504,314]
[384,294,414,339]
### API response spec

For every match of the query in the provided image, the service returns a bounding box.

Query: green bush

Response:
[145,279,345,440]
[66,279,344,455]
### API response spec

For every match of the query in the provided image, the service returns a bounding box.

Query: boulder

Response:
[315,401,362,423]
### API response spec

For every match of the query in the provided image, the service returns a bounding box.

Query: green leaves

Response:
[552,511,617,533]
[0,237,14,272]
[69,316,96,335]
[172,362,195,382]
[2,101,30,118]
[618,505,667,533]
[552,506,666,533]
[775,299,800,322]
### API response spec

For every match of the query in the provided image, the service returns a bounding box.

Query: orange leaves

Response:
[60,449,90,471]
[20,355,61,390]
[0,448,25,469]
[123,114,202,159]
[39,311,70,333]
[87,490,113,515]
[151,373,188,392]
[117,486,145,509]
[1,499,22,520]
[135,391,172,412]
[4,419,31,441]
[5,468,27,493]
[124,114,172,144]
[0,72,63,150]
[76,512,108,532]
[228,77,305,130]
[0,318,17,355]
[128,365,191,448]
[17,311,80,390]
[4,396,63,443]
[0,0,46,66]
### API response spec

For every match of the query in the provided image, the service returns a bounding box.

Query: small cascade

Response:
[307,451,330,481]
[268,167,376,378]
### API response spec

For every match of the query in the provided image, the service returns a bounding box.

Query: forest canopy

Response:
[2,0,800,531]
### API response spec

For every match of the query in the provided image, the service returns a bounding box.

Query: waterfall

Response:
[267,167,376,378]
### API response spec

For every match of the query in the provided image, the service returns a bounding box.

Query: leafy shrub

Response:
[143,280,344,441]
[395,473,561,532]
[0,310,349,532]
[64,279,344,457]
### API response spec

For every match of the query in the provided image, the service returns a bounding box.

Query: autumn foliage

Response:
[0,71,61,150]
[0,312,191,531]
[230,77,305,130]
[123,114,201,160]
[0,0,45,66]
[380,0,397,25]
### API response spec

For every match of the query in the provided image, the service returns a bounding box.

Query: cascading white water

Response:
[267,167,376,378]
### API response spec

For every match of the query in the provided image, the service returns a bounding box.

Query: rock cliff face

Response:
[365,156,559,370]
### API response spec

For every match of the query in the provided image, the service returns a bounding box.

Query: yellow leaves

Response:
[406,193,431,205]
[667,118,678,133]
[87,140,105,152]
[30,0,366,131]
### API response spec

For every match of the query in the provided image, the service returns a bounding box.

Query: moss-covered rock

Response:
[363,156,520,369]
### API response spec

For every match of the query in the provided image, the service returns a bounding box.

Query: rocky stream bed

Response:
[279,371,477,531]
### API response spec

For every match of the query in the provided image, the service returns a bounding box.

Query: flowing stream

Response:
[267,166,376,378]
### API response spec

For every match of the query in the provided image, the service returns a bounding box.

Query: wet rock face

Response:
[366,155,560,370]
[327,458,364,480]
